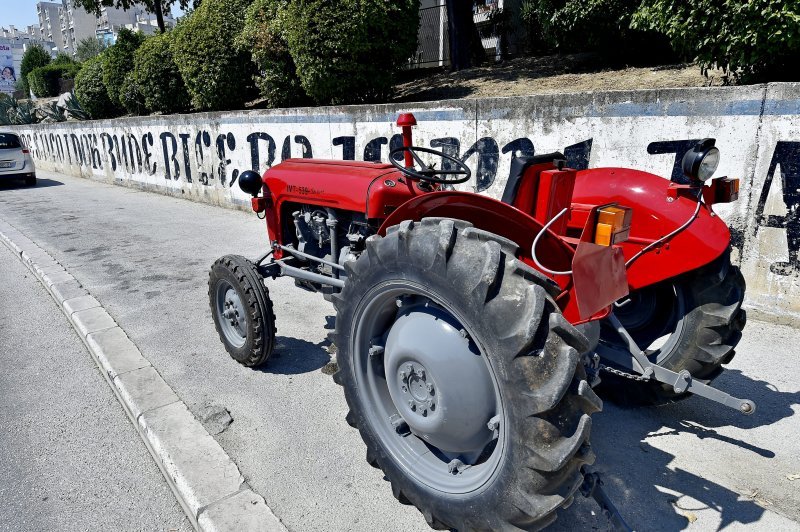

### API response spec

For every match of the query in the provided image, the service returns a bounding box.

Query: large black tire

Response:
[209,255,276,367]
[332,218,602,531]
[597,249,746,405]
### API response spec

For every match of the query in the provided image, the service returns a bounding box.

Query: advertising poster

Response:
[1,44,17,95]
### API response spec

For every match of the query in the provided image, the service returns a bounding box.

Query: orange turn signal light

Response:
[715,177,739,203]
[594,205,632,246]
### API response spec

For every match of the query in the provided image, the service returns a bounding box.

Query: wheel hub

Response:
[397,362,436,416]
[384,306,496,456]
[215,282,247,348]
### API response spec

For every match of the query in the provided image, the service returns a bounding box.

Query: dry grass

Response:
[392,53,725,102]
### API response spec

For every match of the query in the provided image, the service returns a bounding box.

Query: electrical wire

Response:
[624,198,702,268]
[531,207,572,276]
[531,197,704,276]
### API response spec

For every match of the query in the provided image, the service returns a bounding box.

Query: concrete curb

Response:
[0,218,287,532]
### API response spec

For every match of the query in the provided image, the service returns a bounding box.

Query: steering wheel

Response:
[389,146,472,185]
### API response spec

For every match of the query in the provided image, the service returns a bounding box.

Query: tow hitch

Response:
[602,313,756,415]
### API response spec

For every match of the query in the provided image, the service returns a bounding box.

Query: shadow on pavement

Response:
[561,368,799,531]
[262,336,331,375]
[0,178,64,190]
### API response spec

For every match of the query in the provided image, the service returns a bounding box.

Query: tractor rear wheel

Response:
[596,249,746,405]
[209,255,276,367]
[332,218,601,531]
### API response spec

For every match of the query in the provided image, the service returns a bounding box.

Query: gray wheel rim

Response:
[604,282,686,365]
[215,279,247,349]
[352,281,506,494]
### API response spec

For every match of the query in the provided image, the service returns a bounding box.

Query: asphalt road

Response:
[0,241,191,532]
[1,171,799,531]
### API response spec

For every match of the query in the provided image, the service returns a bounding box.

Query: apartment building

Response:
[35,2,66,53]
[58,0,97,55]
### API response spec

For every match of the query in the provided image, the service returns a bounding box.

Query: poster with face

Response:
[1,44,17,95]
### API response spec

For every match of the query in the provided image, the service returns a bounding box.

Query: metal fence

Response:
[408,3,510,70]
[409,4,450,69]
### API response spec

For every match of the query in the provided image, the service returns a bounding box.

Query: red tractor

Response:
[209,114,750,530]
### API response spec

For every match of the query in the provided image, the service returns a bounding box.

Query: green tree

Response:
[53,52,77,65]
[102,28,146,108]
[236,0,307,108]
[19,43,51,96]
[75,55,119,119]
[76,37,106,62]
[632,0,800,82]
[519,0,655,56]
[132,30,190,113]
[72,0,189,32]
[282,0,420,104]
[171,0,257,111]
[27,63,81,97]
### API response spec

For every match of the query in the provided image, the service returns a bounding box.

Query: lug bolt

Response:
[418,369,425,380]
[401,385,408,392]
[448,459,464,474]
[408,401,416,411]
[426,383,434,393]
[741,402,753,413]
[368,346,385,358]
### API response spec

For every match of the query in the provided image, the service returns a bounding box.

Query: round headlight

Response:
[697,147,720,181]
[681,138,720,183]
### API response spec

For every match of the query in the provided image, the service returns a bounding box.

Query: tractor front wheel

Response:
[332,218,601,531]
[209,255,276,367]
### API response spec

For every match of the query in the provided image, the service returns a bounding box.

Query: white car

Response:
[0,131,36,186]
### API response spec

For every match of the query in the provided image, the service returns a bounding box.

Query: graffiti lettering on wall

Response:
[16,130,594,193]
[17,130,800,276]
[754,141,800,275]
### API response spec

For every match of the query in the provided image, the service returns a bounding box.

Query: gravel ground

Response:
[1,171,798,531]
[0,242,191,532]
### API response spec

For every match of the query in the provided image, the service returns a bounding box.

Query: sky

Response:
[2,0,44,29]
[1,0,182,30]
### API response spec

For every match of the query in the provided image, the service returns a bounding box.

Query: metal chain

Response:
[598,363,652,382]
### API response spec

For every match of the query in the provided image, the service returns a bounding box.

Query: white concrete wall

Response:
[11,83,800,321]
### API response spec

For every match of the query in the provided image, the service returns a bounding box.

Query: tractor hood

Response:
[263,158,421,218]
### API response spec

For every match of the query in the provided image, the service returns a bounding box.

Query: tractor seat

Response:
[500,152,565,206]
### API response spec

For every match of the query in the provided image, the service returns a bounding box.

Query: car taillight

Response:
[594,205,632,246]
[22,149,29,154]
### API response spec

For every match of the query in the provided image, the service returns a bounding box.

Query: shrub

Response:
[28,63,81,97]
[171,0,257,111]
[132,31,190,114]
[19,43,51,96]
[520,0,653,56]
[53,52,75,65]
[281,0,420,104]
[102,28,146,107]
[119,72,146,115]
[632,0,800,82]
[76,37,105,62]
[237,0,307,108]
[75,55,119,119]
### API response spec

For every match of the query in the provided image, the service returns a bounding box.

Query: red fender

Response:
[572,168,731,290]
[378,191,609,324]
